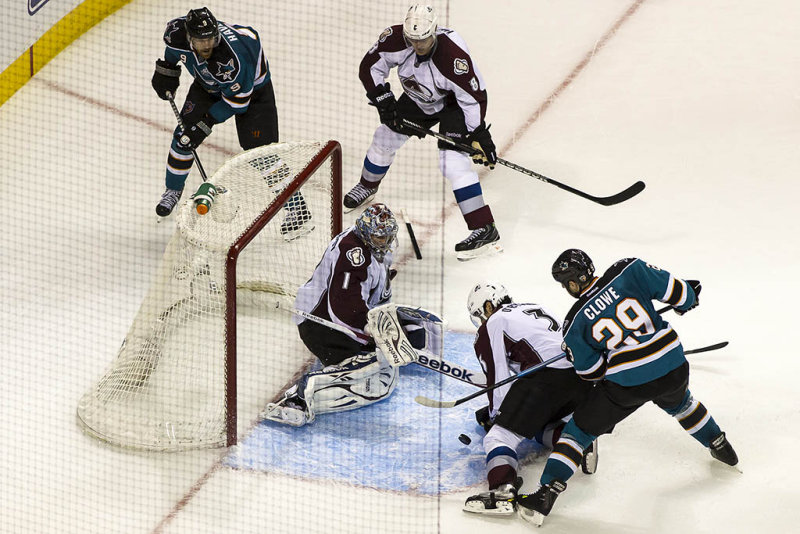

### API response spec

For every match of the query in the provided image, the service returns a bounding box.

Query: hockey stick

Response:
[274,301,486,387]
[400,119,645,206]
[165,91,209,182]
[415,353,568,409]
[399,208,422,260]
[414,340,730,410]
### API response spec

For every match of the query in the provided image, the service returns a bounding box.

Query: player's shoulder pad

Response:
[431,29,474,74]
[339,230,372,269]
[604,257,638,279]
[163,17,190,49]
[368,24,407,54]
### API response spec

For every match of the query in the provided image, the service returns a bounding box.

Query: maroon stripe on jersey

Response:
[430,33,487,123]
[327,232,373,329]
[504,334,544,370]
[359,24,408,91]
[474,324,497,410]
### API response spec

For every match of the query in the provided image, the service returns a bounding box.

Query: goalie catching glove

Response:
[367,303,445,367]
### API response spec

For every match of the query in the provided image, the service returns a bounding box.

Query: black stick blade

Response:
[592,180,646,206]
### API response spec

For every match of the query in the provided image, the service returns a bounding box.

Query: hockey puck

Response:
[458,434,472,445]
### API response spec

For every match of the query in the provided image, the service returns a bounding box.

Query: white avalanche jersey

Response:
[359,25,488,131]
[473,303,572,414]
[294,227,393,344]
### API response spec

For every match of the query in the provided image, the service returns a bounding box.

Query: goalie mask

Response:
[467,281,511,327]
[354,203,398,262]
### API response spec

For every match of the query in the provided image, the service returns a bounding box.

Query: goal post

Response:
[77,140,342,451]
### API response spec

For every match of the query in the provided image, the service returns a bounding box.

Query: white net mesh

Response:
[76,141,339,450]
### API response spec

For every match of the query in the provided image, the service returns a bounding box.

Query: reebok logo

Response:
[417,354,477,384]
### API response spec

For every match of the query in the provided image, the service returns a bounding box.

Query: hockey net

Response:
[77,141,342,451]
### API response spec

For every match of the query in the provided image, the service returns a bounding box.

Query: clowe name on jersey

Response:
[583,287,621,320]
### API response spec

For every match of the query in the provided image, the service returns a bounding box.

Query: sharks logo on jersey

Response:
[216,59,236,81]
[165,20,182,45]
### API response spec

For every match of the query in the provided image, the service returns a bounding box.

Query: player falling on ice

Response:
[344,4,501,261]
[462,281,597,518]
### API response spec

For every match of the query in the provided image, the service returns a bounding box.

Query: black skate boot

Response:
[463,477,522,517]
[455,223,502,261]
[343,181,379,212]
[280,192,314,240]
[156,187,183,217]
[709,432,738,466]
[581,439,599,474]
[517,479,567,527]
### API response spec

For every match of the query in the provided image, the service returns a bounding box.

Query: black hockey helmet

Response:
[186,7,219,41]
[552,249,595,288]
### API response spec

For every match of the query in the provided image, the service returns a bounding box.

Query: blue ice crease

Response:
[226,332,543,494]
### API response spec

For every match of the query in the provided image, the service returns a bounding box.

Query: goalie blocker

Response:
[261,304,444,426]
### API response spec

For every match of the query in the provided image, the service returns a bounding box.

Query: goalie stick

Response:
[415,341,730,409]
[400,119,645,207]
[275,301,487,387]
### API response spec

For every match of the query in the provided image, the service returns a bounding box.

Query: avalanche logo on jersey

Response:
[216,59,236,81]
[453,58,469,75]
[346,247,365,267]
[379,27,393,42]
[400,76,434,103]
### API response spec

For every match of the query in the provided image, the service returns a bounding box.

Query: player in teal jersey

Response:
[151,8,310,236]
[516,249,738,526]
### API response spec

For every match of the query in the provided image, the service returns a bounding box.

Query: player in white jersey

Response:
[344,5,502,261]
[262,204,439,426]
[462,282,596,517]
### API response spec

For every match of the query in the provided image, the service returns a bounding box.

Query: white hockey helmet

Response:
[403,5,438,41]
[467,281,511,327]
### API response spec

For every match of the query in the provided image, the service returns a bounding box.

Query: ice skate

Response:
[517,480,566,527]
[343,181,379,212]
[156,187,183,217]
[581,439,598,474]
[709,432,738,467]
[280,192,314,240]
[259,387,310,427]
[455,223,503,261]
[463,480,520,517]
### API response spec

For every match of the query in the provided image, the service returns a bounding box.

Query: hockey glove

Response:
[467,123,497,169]
[475,405,494,432]
[176,116,214,149]
[367,83,402,132]
[674,279,702,315]
[151,59,181,101]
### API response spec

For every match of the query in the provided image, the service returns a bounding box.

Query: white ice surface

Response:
[2,1,799,533]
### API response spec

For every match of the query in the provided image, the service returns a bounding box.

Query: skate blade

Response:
[517,507,545,527]
[343,193,377,214]
[456,243,504,262]
[462,502,515,516]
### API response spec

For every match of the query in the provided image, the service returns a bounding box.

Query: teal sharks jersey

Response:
[562,258,698,387]
[161,17,271,123]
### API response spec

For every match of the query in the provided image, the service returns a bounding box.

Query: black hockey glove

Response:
[475,405,494,432]
[367,83,402,132]
[674,280,702,315]
[467,123,497,169]
[176,116,214,149]
[151,59,181,101]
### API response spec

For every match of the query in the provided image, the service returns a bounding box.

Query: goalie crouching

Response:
[260,203,443,426]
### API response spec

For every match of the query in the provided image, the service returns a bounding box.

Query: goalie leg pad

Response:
[303,353,398,416]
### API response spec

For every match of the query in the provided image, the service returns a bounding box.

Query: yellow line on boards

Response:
[0,0,131,107]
